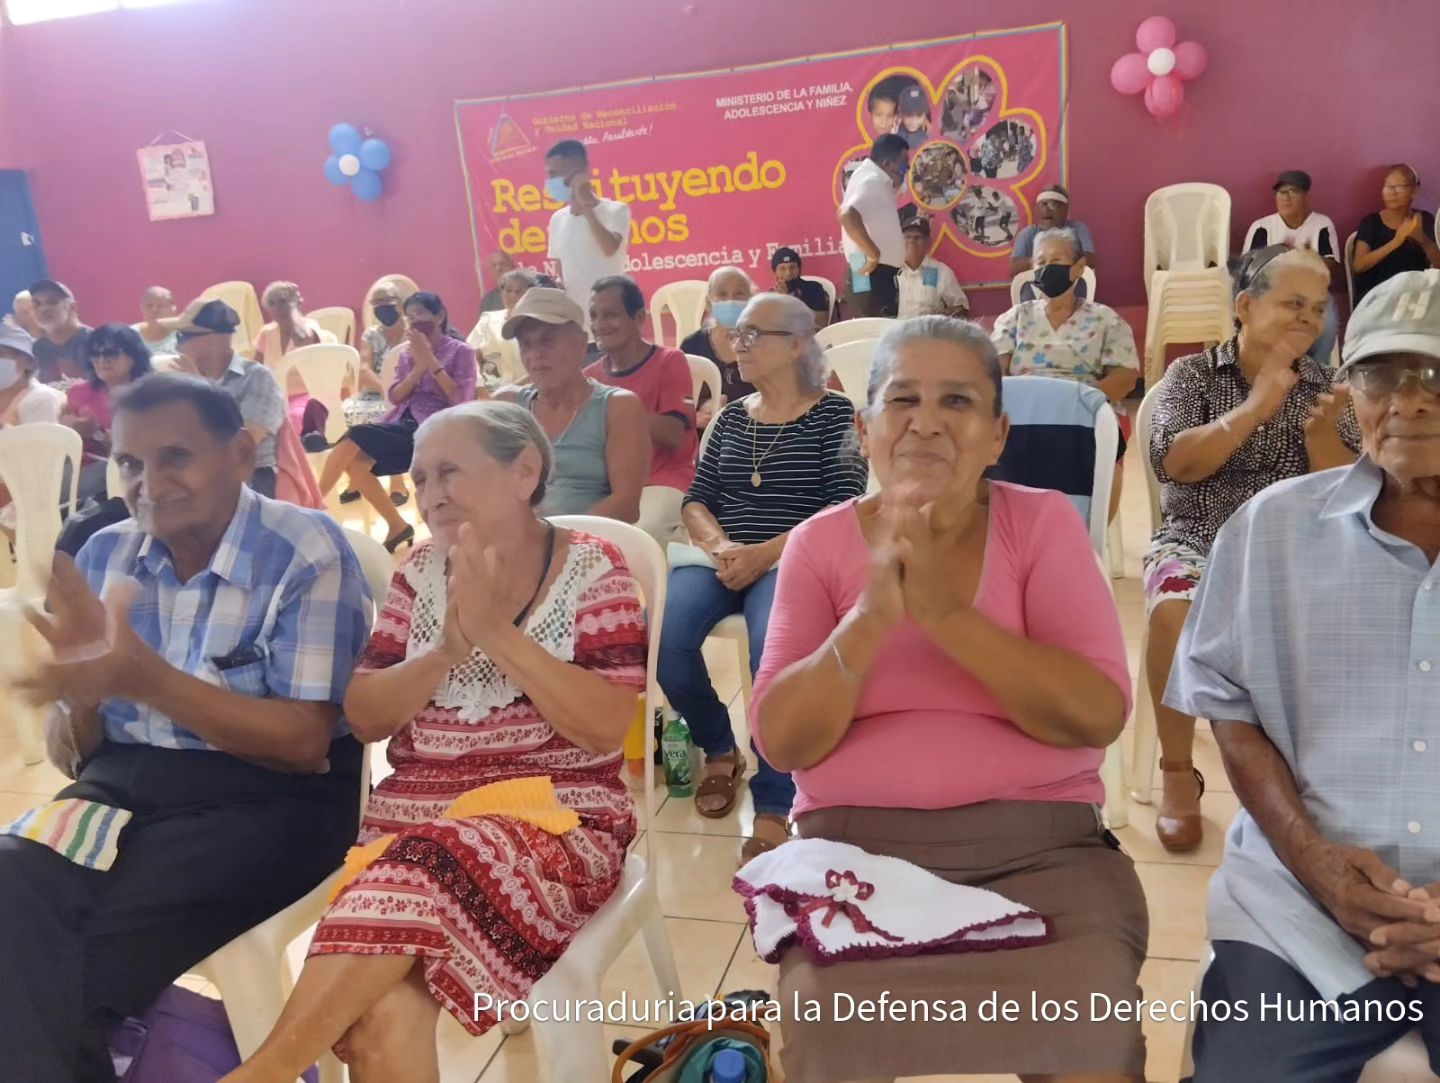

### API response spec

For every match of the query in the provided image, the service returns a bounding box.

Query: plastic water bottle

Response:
[708,1048,748,1083]
[661,714,695,798]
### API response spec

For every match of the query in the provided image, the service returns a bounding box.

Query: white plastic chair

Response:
[1345,231,1359,312]
[809,275,839,321]
[0,423,82,764]
[649,280,708,346]
[815,317,894,352]
[309,306,356,347]
[435,515,677,1082]
[1128,380,1166,804]
[198,281,264,358]
[1179,948,1440,1081]
[1143,267,1234,387]
[1009,266,1098,306]
[824,338,875,410]
[273,344,362,446]
[1142,183,1231,298]
[184,528,393,1083]
[685,353,722,414]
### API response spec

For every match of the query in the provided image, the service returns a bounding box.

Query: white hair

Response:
[742,292,827,392]
[864,316,1003,415]
[707,265,755,298]
[1033,227,1082,262]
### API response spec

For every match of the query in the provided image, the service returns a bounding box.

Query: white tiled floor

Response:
[0,427,1229,1082]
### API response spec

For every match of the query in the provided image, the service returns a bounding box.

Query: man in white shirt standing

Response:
[1243,170,1343,365]
[839,133,909,318]
[545,139,631,335]
[897,217,969,319]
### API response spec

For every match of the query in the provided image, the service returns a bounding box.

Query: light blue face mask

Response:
[545,175,572,204]
[711,300,746,328]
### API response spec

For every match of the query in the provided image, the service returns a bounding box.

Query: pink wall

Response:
[2,0,1436,327]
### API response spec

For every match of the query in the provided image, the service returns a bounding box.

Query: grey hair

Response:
[864,315,1004,416]
[706,265,754,297]
[499,267,539,291]
[1243,246,1330,300]
[414,400,554,508]
[1032,227,1082,262]
[743,292,827,392]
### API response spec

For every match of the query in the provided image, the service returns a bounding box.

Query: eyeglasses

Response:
[90,348,124,361]
[1383,184,1416,194]
[727,328,794,349]
[1346,361,1440,397]
[1275,186,1304,197]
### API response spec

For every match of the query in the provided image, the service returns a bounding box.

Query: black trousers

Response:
[846,263,900,318]
[1190,940,1440,1083]
[0,740,360,1083]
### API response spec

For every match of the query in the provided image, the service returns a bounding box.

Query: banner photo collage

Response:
[456,22,1068,297]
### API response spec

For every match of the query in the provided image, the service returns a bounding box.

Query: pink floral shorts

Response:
[1140,539,1207,616]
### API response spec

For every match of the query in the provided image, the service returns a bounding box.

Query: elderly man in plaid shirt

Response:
[0,373,373,1083]
[1171,270,1440,1081]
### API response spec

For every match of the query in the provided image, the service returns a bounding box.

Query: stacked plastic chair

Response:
[1141,184,1233,387]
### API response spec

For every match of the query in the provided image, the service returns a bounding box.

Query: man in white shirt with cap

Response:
[838,134,909,318]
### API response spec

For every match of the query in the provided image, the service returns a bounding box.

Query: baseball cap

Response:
[1272,170,1312,192]
[1037,184,1069,205]
[28,278,73,300]
[898,86,929,116]
[902,216,932,237]
[1338,269,1440,374]
[501,287,586,340]
[771,247,802,270]
[172,298,241,336]
[0,322,36,359]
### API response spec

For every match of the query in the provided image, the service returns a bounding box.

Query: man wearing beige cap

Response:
[29,279,92,384]
[496,287,649,522]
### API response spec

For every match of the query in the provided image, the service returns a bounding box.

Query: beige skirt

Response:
[777,801,1149,1082]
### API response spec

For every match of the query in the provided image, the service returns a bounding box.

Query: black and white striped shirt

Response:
[685,391,867,543]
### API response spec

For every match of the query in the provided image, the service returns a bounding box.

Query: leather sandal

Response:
[740,813,791,863]
[1157,758,1206,853]
[694,751,745,819]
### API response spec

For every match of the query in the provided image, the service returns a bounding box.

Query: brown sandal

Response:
[1157,758,1206,853]
[694,751,745,819]
[740,814,792,863]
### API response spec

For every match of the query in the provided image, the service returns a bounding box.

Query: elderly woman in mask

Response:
[991,226,1141,519]
[680,265,755,429]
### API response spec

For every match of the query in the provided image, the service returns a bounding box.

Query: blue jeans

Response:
[657,565,794,817]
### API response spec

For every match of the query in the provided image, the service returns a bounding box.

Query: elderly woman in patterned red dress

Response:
[223,400,646,1083]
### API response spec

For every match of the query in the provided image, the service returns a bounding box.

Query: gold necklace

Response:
[748,410,791,488]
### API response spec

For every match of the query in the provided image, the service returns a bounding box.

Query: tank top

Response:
[517,380,619,516]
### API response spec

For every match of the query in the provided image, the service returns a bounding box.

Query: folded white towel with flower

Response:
[734,837,1051,966]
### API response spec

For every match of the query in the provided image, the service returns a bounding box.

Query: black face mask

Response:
[1034,263,1075,298]
[373,304,400,327]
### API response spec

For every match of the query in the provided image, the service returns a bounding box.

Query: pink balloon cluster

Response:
[1109,16,1208,119]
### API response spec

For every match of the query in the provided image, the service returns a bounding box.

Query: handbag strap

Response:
[609,1018,772,1083]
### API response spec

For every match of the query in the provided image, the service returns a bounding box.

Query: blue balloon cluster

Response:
[323,123,392,203]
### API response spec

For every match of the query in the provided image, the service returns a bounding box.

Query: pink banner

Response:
[456,23,1067,298]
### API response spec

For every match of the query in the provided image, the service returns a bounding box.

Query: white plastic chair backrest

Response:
[548,515,666,827]
[341,527,396,606]
[649,281,708,346]
[493,335,524,387]
[1344,231,1358,312]
[377,342,404,394]
[0,424,82,598]
[685,353,721,412]
[997,376,1117,560]
[1008,266,1098,306]
[809,275,839,319]
[197,281,263,356]
[815,317,894,352]
[359,274,420,331]
[273,344,361,444]
[825,339,874,409]
[1137,379,1165,531]
[309,306,356,346]
[1142,184,1231,293]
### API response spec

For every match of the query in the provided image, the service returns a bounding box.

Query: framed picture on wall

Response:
[137,140,215,221]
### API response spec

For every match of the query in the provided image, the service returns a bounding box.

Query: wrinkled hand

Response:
[714,542,775,591]
[1303,842,1440,955]
[887,486,977,629]
[1398,214,1423,242]
[1366,881,1440,983]
[1249,359,1301,420]
[854,504,905,629]
[19,555,145,709]
[408,331,438,371]
[1305,384,1352,450]
[436,596,473,667]
[447,523,506,649]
